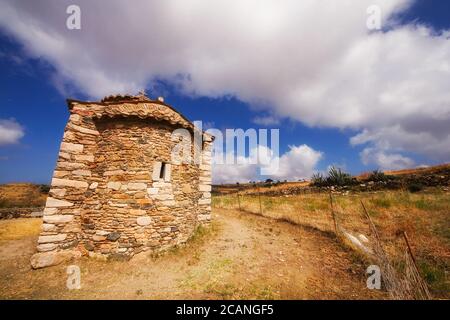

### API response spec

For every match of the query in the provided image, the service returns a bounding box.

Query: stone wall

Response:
[31,99,212,268]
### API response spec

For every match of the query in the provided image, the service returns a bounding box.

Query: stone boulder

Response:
[30,250,81,269]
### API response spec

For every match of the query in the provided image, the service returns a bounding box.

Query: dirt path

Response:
[0,209,386,299]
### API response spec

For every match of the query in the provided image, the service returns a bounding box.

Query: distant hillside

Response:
[383,163,450,176]
[0,183,48,208]
[213,163,450,195]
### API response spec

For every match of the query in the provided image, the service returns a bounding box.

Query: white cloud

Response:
[0,0,449,168]
[270,145,323,181]
[0,118,24,145]
[360,148,415,171]
[212,162,257,185]
[212,144,322,184]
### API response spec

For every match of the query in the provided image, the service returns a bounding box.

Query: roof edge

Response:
[66,98,215,141]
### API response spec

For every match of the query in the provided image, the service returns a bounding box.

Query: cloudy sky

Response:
[0,0,449,184]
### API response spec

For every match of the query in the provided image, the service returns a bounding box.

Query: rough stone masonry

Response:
[31,93,213,269]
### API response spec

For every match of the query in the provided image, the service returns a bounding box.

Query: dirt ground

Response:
[0,208,386,299]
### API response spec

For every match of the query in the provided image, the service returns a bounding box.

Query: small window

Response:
[159,162,166,179]
[152,161,171,182]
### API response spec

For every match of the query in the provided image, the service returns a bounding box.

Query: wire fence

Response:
[213,189,432,300]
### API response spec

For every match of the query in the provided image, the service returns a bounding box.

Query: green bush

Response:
[39,184,51,193]
[326,166,354,186]
[408,182,424,193]
[311,167,354,187]
[311,173,326,187]
[368,170,393,182]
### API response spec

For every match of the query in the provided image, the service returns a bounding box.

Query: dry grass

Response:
[0,218,42,241]
[0,183,47,208]
[213,189,450,298]
[0,210,384,299]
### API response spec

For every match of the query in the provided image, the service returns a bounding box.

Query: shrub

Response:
[326,166,354,186]
[311,167,354,187]
[311,173,326,187]
[368,170,389,182]
[408,182,424,193]
[39,184,51,193]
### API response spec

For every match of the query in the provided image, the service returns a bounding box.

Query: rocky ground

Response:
[0,208,385,299]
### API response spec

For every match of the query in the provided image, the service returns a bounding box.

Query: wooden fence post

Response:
[402,231,431,299]
[237,190,241,211]
[329,192,338,235]
[257,186,263,215]
[360,200,381,242]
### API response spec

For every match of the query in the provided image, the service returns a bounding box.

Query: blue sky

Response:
[0,0,449,184]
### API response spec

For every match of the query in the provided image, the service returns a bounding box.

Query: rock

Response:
[107,232,121,241]
[69,124,100,136]
[75,154,95,162]
[161,200,176,207]
[37,243,57,252]
[89,182,98,189]
[43,207,58,216]
[198,198,211,205]
[43,215,73,224]
[51,178,88,189]
[53,170,70,178]
[73,169,92,176]
[107,182,122,190]
[199,184,211,192]
[31,251,81,269]
[42,223,57,232]
[60,240,79,249]
[104,170,125,176]
[198,214,210,221]
[45,197,74,208]
[127,183,147,190]
[93,235,106,241]
[343,232,372,255]
[60,142,84,154]
[59,152,71,160]
[84,242,95,251]
[57,162,85,170]
[130,209,146,215]
[358,234,369,243]
[50,188,67,197]
[69,114,81,122]
[154,194,173,201]
[136,216,152,226]
[38,234,67,243]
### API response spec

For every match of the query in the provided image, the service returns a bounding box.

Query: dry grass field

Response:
[0,209,385,300]
[213,189,450,298]
[0,182,447,299]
